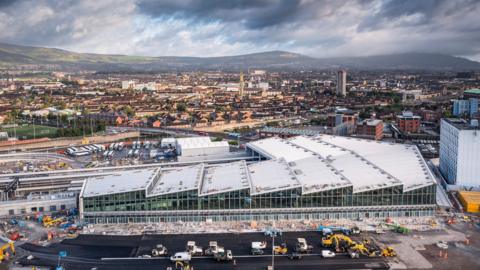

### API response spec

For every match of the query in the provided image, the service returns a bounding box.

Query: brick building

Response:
[397,111,421,133]
[356,119,384,140]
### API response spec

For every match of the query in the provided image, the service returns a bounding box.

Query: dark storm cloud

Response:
[0,0,479,60]
[137,0,308,29]
[358,0,478,31]
[0,0,17,8]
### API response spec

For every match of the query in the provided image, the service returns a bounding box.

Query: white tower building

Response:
[440,118,480,188]
[336,70,347,96]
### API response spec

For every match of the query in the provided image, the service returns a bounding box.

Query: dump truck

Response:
[186,241,203,256]
[152,244,168,256]
[294,238,313,253]
[205,241,224,256]
[251,241,267,255]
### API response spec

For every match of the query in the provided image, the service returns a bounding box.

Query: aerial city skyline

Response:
[0,1,479,270]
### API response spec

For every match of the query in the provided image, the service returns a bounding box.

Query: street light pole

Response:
[272,233,275,270]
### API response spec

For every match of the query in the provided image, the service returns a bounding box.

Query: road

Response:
[17,231,389,270]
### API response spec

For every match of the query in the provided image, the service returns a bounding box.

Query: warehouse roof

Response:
[248,158,302,195]
[147,164,204,197]
[200,161,251,196]
[176,137,229,150]
[81,168,160,198]
[464,88,480,95]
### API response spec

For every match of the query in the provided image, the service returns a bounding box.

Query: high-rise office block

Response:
[453,98,479,117]
[440,118,480,187]
[336,70,347,96]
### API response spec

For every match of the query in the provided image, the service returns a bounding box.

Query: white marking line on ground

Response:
[101,254,325,260]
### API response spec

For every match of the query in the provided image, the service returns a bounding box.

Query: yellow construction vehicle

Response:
[42,215,53,225]
[348,242,377,258]
[81,137,89,144]
[0,241,15,262]
[175,261,190,270]
[273,243,288,255]
[44,217,65,227]
[321,234,355,252]
[380,247,396,257]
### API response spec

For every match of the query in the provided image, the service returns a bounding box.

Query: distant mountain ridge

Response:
[1,43,479,71]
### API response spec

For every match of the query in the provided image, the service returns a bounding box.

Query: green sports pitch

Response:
[2,125,59,139]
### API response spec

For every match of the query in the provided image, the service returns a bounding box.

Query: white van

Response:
[321,250,335,258]
[170,252,191,262]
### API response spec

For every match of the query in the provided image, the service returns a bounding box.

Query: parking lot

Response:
[17,231,389,270]
[68,140,178,167]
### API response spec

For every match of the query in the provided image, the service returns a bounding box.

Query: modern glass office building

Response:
[80,135,437,223]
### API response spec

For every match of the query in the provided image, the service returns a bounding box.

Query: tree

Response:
[359,111,370,119]
[176,103,186,112]
[213,136,223,141]
[123,105,135,117]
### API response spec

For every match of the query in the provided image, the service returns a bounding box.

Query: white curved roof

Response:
[82,168,160,198]
[288,156,352,194]
[81,135,435,199]
[248,158,302,195]
[247,135,434,193]
[289,137,401,193]
[317,135,435,191]
[200,161,251,196]
[247,137,314,162]
[147,164,204,197]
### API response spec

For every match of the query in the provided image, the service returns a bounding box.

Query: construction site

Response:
[0,213,479,270]
[0,135,479,269]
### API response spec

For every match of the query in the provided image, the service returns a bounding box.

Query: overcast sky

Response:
[0,0,479,60]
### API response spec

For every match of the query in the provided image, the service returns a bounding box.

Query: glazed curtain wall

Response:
[82,184,436,212]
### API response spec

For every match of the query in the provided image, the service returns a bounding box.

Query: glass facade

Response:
[85,208,436,224]
[82,184,436,223]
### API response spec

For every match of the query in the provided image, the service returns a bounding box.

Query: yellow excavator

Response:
[0,241,15,262]
[380,247,396,257]
[348,242,377,258]
[321,234,356,252]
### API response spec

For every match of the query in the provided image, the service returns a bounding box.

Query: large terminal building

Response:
[79,135,437,223]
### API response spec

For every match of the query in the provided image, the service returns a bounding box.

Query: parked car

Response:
[170,252,191,262]
[321,250,335,258]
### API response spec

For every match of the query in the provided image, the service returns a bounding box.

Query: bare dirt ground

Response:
[416,222,480,270]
